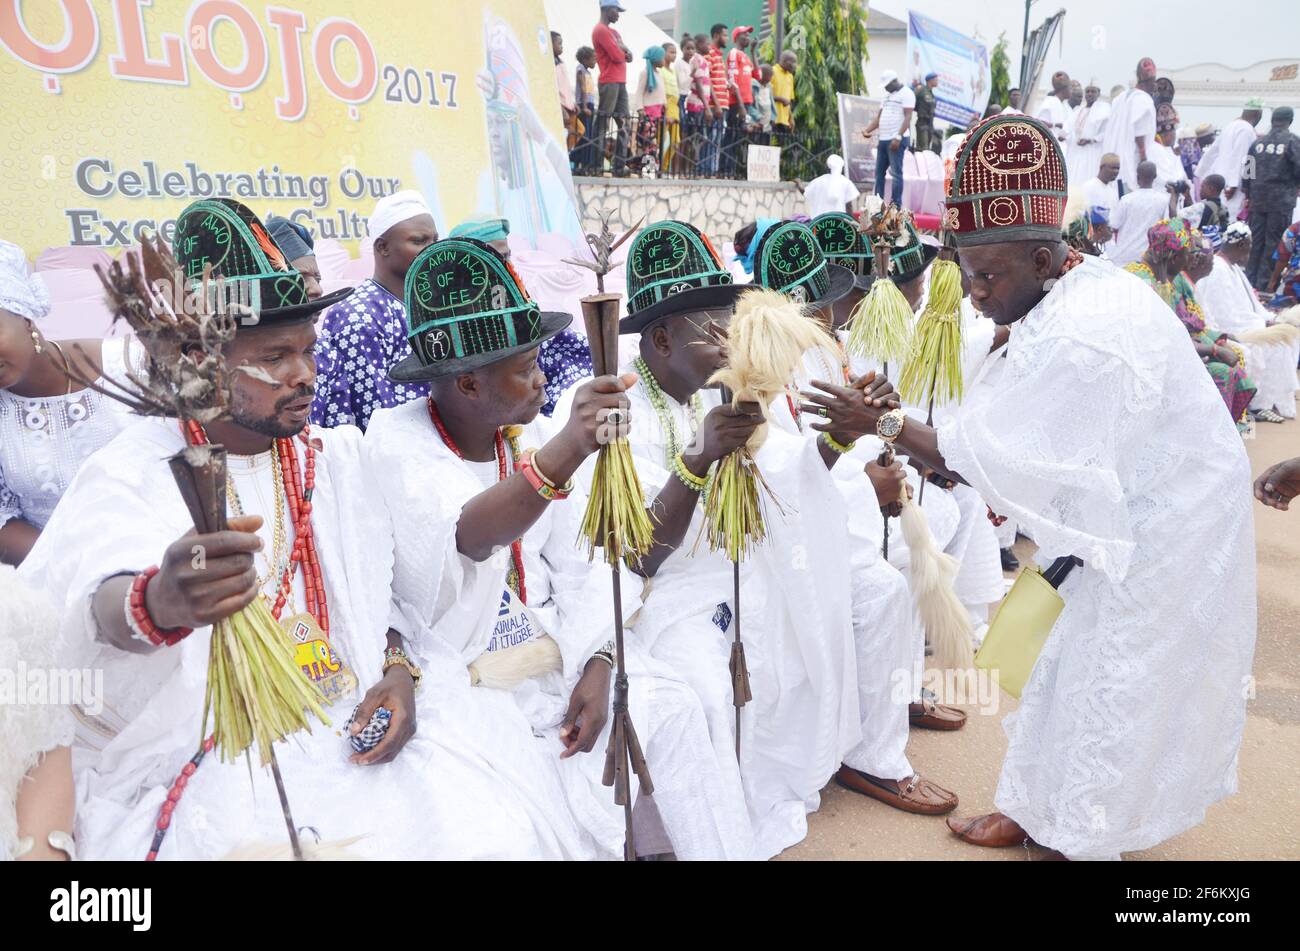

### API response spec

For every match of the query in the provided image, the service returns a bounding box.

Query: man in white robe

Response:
[1195,222,1300,419]
[749,220,963,816]
[1066,83,1111,188]
[559,221,870,858]
[886,115,1256,860]
[1196,102,1263,221]
[363,236,753,860]
[1107,161,1174,266]
[17,200,487,859]
[1100,59,1157,194]
[1034,72,1073,150]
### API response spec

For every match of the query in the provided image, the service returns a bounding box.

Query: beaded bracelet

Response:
[518,449,573,501]
[672,452,709,492]
[820,431,858,455]
[124,567,192,647]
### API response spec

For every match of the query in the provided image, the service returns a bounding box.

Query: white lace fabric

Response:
[937,258,1257,858]
[0,337,143,530]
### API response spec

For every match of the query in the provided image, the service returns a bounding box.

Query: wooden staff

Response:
[717,385,752,763]
[577,228,653,860]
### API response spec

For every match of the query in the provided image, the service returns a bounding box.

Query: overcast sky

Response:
[620,0,1299,88]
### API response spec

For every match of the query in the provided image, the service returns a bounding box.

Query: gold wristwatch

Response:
[877,408,907,444]
[383,646,423,691]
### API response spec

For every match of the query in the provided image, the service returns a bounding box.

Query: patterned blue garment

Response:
[537,328,592,416]
[310,279,429,431]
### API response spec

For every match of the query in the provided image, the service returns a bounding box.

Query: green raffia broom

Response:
[898,258,965,406]
[81,236,331,857]
[844,199,916,365]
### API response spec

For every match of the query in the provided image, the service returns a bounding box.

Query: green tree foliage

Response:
[757,0,869,134]
[990,32,1011,109]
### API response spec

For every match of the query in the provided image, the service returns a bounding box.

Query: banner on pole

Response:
[905,11,990,128]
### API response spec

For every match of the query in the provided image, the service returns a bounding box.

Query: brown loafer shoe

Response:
[909,696,967,731]
[835,766,959,815]
[946,812,1029,848]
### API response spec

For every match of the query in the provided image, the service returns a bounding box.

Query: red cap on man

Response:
[942,115,1068,247]
[732,25,754,43]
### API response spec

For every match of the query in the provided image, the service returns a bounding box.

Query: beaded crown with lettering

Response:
[811,213,873,277]
[943,114,1068,247]
[388,237,570,382]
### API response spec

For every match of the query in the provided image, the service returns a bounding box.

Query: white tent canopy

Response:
[546,0,675,99]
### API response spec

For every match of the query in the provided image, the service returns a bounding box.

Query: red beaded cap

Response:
[943,114,1068,247]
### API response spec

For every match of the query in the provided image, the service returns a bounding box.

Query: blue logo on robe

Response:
[712,602,732,633]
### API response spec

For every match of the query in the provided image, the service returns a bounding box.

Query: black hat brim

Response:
[388,311,572,383]
[251,284,354,325]
[890,244,939,286]
[818,263,858,307]
[619,282,747,335]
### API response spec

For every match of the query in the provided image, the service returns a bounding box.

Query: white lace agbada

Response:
[18,417,490,859]
[363,399,754,860]
[936,257,1256,859]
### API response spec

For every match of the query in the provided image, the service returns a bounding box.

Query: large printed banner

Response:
[0,0,579,257]
[837,94,881,188]
[905,10,990,128]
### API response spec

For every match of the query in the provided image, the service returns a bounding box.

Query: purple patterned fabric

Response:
[310,279,592,426]
[537,328,592,416]
[310,279,429,431]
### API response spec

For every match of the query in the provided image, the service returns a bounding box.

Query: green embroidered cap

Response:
[172,199,349,323]
[621,220,743,334]
[752,219,855,306]
[389,238,570,382]
[811,212,875,290]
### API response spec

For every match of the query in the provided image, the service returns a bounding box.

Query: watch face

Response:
[879,412,904,439]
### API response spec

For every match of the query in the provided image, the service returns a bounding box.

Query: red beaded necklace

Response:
[145,419,327,861]
[427,396,527,604]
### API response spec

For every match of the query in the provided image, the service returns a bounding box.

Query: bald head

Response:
[1136,161,1157,187]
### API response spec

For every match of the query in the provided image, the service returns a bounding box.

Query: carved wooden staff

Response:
[571,213,652,861]
[716,384,752,763]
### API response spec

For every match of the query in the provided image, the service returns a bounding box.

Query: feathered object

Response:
[898,259,965,406]
[896,495,975,671]
[79,241,329,778]
[704,288,836,560]
[1275,305,1300,328]
[1239,323,1300,347]
[845,200,915,364]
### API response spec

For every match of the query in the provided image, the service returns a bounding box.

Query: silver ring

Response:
[818,406,828,418]
[605,408,626,425]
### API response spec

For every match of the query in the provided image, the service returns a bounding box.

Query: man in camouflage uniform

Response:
[914,72,940,154]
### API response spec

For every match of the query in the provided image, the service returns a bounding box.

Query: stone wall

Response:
[573,176,806,247]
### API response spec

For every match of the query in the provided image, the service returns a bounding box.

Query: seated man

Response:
[1195,222,1300,421]
[556,221,889,858]
[747,219,960,814]
[18,200,487,859]
[363,236,753,860]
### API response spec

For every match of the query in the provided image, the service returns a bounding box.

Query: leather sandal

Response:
[909,690,967,731]
[835,766,959,815]
[945,812,1030,848]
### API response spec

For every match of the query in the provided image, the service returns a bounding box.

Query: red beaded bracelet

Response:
[125,567,193,647]
[518,450,572,501]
